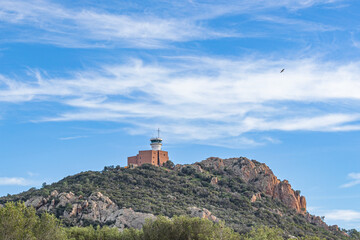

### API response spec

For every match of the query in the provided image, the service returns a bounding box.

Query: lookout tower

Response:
[150,128,162,151]
[127,129,169,168]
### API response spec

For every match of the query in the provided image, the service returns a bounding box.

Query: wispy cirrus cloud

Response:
[59,136,88,141]
[253,15,339,32]
[0,0,343,48]
[341,173,360,188]
[1,56,360,145]
[0,0,232,48]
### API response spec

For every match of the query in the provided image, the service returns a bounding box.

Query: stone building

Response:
[127,133,169,167]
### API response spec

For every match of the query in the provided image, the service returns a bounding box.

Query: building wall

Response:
[138,150,155,165]
[158,151,169,166]
[127,150,169,167]
[128,156,137,165]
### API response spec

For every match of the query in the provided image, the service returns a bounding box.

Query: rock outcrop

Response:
[250,192,262,203]
[187,207,219,223]
[191,157,307,213]
[210,177,218,186]
[24,191,221,231]
[25,191,155,230]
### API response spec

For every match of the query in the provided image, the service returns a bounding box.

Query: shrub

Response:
[241,226,284,240]
[142,215,240,240]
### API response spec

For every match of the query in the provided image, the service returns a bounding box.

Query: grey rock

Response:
[25,191,155,231]
[187,206,219,223]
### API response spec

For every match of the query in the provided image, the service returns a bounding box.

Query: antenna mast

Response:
[157,128,160,138]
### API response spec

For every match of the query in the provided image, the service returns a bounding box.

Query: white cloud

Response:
[253,15,339,32]
[0,0,232,48]
[59,136,88,141]
[341,173,360,188]
[0,0,342,48]
[325,209,360,221]
[0,177,36,186]
[1,56,360,145]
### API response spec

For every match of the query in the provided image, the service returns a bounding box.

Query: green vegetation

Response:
[0,202,66,240]
[1,163,358,239]
[0,203,332,240]
[66,216,240,240]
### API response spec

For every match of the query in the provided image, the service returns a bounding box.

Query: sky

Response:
[0,0,360,230]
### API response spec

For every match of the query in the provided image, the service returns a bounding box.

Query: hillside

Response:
[0,157,349,239]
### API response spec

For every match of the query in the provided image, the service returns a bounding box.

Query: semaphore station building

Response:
[127,130,169,168]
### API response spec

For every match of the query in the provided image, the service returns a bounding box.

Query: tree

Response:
[241,226,283,240]
[0,201,66,240]
[346,229,360,239]
[163,160,175,169]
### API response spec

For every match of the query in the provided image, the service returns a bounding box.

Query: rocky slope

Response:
[24,191,155,230]
[0,156,348,239]
[186,157,307,213]
[23,190,218,230]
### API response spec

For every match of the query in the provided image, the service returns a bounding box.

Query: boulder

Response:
[50,190,59,197]
[25,196,46,209]
[114,208,156,230]
[250,192,262,203]
[187,207,219,223]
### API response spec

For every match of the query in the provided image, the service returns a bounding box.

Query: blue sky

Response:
[1,0,360,230]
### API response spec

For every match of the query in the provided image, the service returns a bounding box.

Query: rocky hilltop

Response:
[185,157,307,213]
[0,156,347,239]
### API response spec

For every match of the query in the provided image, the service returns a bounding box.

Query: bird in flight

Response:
[280,69,285,73]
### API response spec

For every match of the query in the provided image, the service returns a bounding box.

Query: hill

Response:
[0,157,350,239]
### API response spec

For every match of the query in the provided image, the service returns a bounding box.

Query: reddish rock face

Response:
[273,181,304,213]
[300,196,306,211]
[195,157,307,214]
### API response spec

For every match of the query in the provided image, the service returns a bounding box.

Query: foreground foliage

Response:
[0,202,66,240]
[0,203,333,240]
[66,216,240,240]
